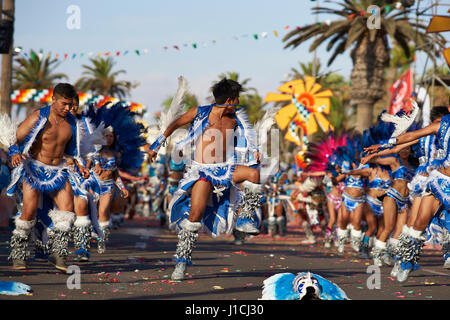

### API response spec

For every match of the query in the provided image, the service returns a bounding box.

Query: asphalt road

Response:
[0,216,449,303]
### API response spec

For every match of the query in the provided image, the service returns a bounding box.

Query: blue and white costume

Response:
[408,135,435,199]
[1,105,80,263]
[342,175,366,212]
[265,169,290,237]
[366,169,391,217]
[150,103,260,281]
[385,159,415,211]
[167,104,257,238]
[260,272,349,300]
[427,114,450,209]
[81,102,146,254]
[6,106,77,197]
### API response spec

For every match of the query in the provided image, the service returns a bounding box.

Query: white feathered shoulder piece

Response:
[79,119,106,161]
[158,76,188,136]
[80,119,106,159]
[0,113,18,148]
[254,106,278,151]
[380,100,419,137]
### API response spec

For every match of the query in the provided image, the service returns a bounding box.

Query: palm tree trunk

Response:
[355,102,373,132]
[350,34,390,132]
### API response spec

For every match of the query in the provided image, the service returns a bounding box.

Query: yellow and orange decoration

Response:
[264,76,333,148]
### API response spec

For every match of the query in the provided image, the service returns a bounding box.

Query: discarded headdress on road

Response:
[260,271,349,300]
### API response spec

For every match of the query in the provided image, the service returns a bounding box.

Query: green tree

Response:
[161,92,200,111]
[283,0,444,132]
[13,49,68,90]
[13,49,68,114]
[75,56,138,99]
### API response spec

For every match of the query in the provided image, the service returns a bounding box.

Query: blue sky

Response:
[14,0,449,123]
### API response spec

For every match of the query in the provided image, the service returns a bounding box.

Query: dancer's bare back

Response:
[148,105,238,164]
[195,107,236,164]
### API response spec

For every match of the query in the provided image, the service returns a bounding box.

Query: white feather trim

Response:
[74,215,91,228]
[254,107,278,150]
[48,210,75,232]
[179,219,202,232]
[12,216,36,237]
[0,113,17,148]
[298,178,318,193]
[380,101,419,137]
[158,76,188,135]
[23,116,47,156]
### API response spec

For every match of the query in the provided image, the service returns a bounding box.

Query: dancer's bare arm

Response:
[365,155,398,171]
[10,111,39,166]
[361,139,418,165]
[148,107,198,162]
[302,171,326,177]
[163,107,198,138]
[348,167,372,177]
[365,122,439,154]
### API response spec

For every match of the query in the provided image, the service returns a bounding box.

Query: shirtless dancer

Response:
[4,83,89,272]
[148,78,262,280]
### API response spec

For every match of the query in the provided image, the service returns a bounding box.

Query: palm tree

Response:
[13,49,68,114]
[75,56,138,99]
[161,92,200,111]
[283,0,444,132]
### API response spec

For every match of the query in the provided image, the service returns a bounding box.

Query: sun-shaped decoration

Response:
[264,76,333,147]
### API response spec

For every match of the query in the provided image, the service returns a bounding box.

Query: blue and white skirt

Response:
[427,169,450,210]
[68,167,101,201]
[168,161,240,237]
[408,173,429,200]
[98,178,117,197]
[366,195,384,217]
[342,192,365,212]
[6,158,69,196]
[386,187,409,211]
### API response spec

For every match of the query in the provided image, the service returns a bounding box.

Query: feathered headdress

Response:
[158,76,188,137]
[305,130,350,173]
[380,100,419,137]
[260,272,349,300]
[82,102,146,171]
[362,103,419,156]
[253,106,278,152]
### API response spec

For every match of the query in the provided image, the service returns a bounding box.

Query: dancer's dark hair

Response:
[53,83,77,100]
[430,106,450,121]
[212,79,242,105]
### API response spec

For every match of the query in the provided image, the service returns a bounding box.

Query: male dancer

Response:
[148,78,262,280]
[3,83,88,272]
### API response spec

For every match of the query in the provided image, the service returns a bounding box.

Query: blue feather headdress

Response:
[82,102,147,171]
[331,133,362,171]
